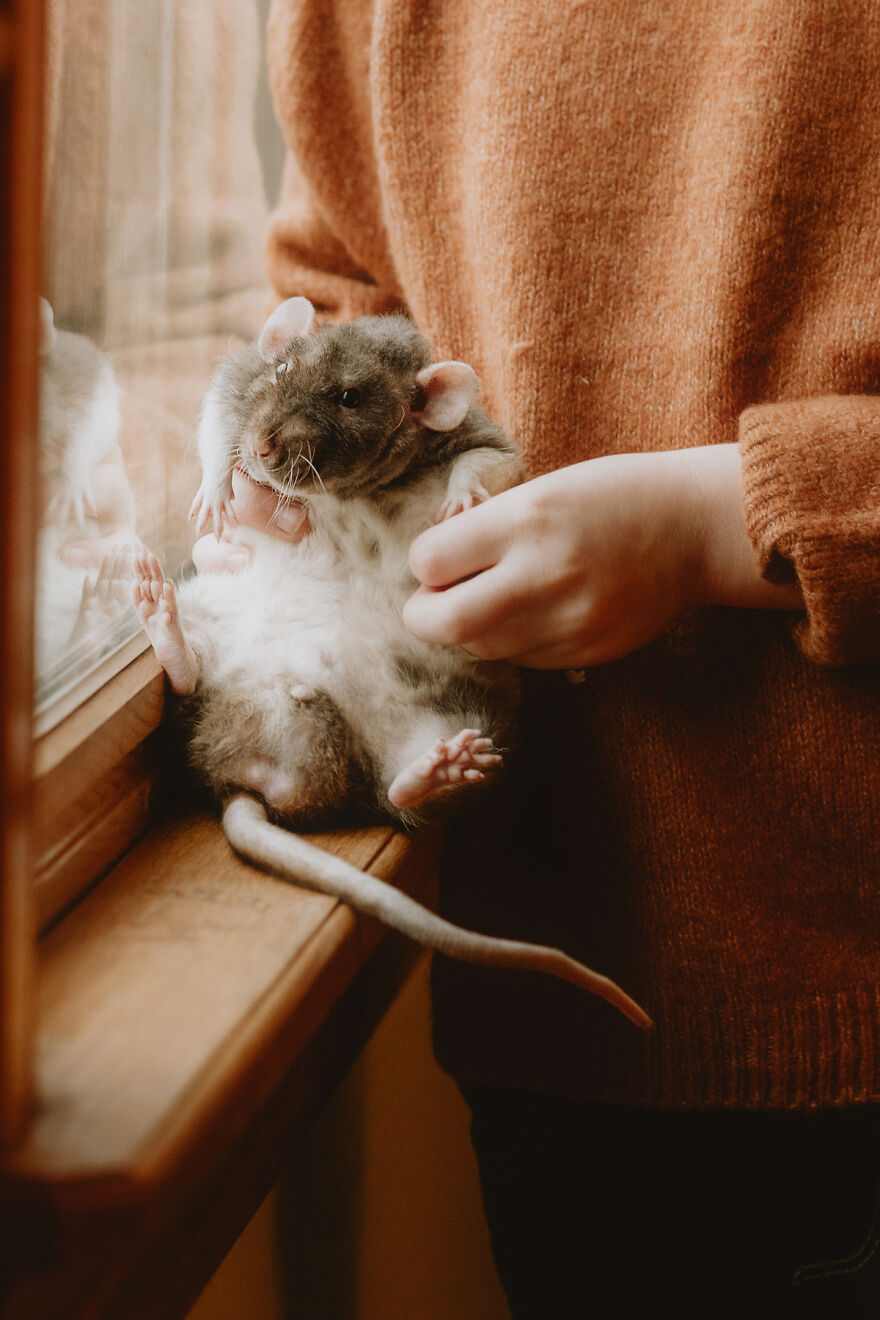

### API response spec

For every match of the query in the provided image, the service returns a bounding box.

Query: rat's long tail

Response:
[222,794,651,1031]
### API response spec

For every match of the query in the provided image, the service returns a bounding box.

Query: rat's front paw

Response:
[132,551,174,633]
[189,478,237,538]
[131,551,199,694]
[436,480,490,523]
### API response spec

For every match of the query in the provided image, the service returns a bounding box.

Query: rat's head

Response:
[230,297,480,498]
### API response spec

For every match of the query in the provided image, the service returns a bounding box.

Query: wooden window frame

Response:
[1,7,443,1315]
[1,0,44,1153]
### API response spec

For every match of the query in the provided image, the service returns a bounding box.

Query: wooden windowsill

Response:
[3,805,444,1318]
[0,15,12,75]
[33,644,166,931]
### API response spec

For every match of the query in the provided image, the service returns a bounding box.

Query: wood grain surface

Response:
[0,0,45,1148]
[2,811,443,1319]
[33,649,165,930]
[7,814,442,1197]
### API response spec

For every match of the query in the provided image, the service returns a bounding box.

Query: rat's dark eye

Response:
[339,387,361,408]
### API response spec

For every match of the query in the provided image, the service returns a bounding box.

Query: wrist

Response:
[684,443,803,611]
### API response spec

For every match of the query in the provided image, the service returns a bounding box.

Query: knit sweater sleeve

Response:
[739,395,880,666]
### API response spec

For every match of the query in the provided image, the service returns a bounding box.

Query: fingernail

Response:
[275,502,309,536]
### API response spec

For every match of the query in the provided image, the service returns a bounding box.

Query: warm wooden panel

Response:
[33,649,166,930]
[34,752,161,931]
[116,941,428,1320]
[5,814,442,1198]
[0,16,12,74]
[33,647,163,785]
[5,926,427,1320]
[2,812,444,1318]
[0,0,45,1147]
[33,633,155,739]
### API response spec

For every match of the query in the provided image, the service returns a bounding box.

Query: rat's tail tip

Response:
[554,952,652,1031]
[627,1002,653,1032]
[607,986,652,1032]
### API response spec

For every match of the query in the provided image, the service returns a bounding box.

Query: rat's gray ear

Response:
[413,362,479,431]
[39,298,57,356]
[258,297,318,362]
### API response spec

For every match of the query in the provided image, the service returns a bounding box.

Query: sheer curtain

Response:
[37,0,277,711]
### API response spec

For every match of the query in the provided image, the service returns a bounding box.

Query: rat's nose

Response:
[249,434,277,461]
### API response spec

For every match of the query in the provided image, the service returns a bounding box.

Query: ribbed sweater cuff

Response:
[739,395,880,666]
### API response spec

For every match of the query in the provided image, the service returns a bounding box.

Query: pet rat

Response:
[134,297,651,1031]
[36,299,139,681]
[39,298,125,528]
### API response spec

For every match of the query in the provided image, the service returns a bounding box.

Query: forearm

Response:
[678,444,804,612]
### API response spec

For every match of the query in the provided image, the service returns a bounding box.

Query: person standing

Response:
[266,1,880,1311]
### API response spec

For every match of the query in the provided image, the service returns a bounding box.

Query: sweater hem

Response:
[432,973,880,1110]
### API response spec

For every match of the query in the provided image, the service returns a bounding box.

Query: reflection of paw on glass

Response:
[68,548,136,651]
[58,531,141,572]
[56,452,141,570]
[36,301,142,688]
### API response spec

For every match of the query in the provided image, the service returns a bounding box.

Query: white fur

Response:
[196,391,239,503]
[44,356,121,527]
[177,464,485,774]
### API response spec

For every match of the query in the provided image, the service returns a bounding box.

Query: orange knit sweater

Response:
[266,0,880,1107]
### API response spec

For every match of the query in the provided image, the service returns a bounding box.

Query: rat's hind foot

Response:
[132,551,200,695]
[387,727,502,809]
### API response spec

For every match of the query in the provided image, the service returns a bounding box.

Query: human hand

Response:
[227,467,311,540]
[189,466,311,542]
[403,444,803,668]
[190,468,311,575]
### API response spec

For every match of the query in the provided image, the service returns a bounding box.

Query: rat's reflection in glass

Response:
[35,0,283,718]
[35,299,141,701]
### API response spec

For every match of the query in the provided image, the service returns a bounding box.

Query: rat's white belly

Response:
[177,522,459,748]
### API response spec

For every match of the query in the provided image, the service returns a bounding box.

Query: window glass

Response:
[36,0,283,715]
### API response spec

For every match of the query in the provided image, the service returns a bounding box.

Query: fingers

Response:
[190,471,311,542]
[404,576,602,667]
[403,565,527,650]
[409,496,509,587]
[230,468,278,527]
[230,468,310,540]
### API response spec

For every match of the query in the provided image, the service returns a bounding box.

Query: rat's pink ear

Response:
[413,362,479,431]
[39,298,57,356]
[258,297,319,362]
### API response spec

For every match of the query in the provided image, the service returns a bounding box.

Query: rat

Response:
[36,299,140,681]
[133,296,651,1031]
[39,298,126,529]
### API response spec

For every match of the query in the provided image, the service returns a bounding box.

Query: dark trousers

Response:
[459,1082,880,1319]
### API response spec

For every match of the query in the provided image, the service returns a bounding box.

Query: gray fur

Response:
[156,307,651,1030]
[39,320,121,519]
[212,313,517,500]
